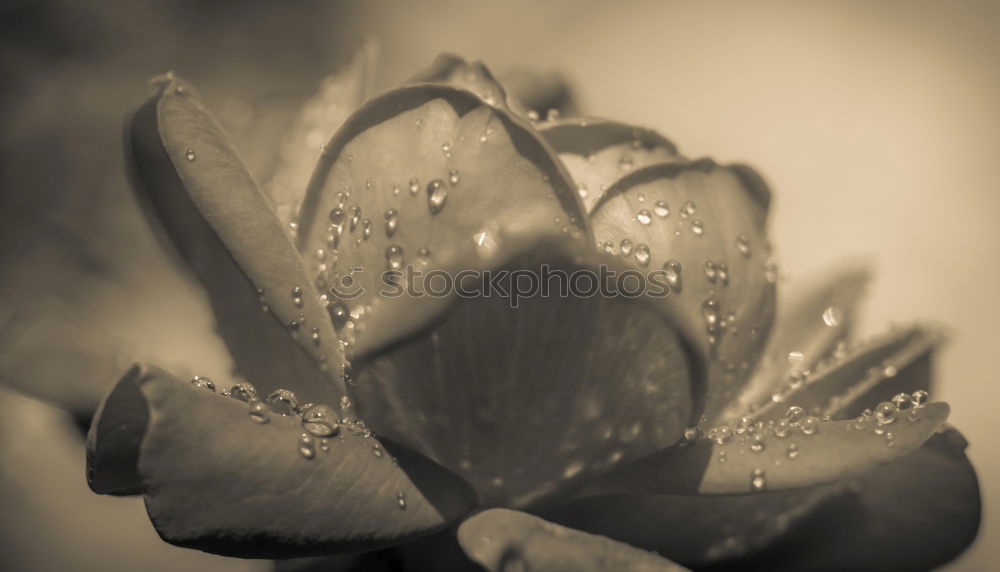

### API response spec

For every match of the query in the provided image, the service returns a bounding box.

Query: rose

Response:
[81,51,979,570]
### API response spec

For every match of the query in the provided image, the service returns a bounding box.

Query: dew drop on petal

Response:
[634,243,651,266]
[690,220,704,236]
[427,179,448,214]
[247,401,269,424]
[228,382,258,402]
[449,169,460,185]
[822,306,843,327]
[298,433,316,459]
[409,177,420,195]
[384,208,399,237]
[301,404,341,438]
[619,239,633,257]
[265,389,299,416]
[397,491,407,510]
[787,444,800,459]
[637,209,652,225]
[891,392,913,411]
[736,234,751,257]
[190,376,215,392]
[663,259,682,292]
[875,401,899,425]
[707,425,733,445]
[911,389,929,408]
[184,149,196,162]
[653,200,670,218]
[385,245,404,271]
[799,416,820,435]
[750,468,766,491]
[681,201,696,219]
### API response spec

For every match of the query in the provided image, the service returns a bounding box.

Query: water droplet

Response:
[707,425,733,445]
[875,401,899,425]
[733,235,752,257]
[619,239,633,257]
[636,209,652,225]
[328,207,345,225]
[397,491,407,510]
[653,200,670,218]
[750,468,766,491]
[773,419,792,438]
[372,443,384,458]
[190,376,215,392]
[385,245,404,271]
[633,243,651,266]
[702,297,720,332]
[614,152,634,172]
[680,201,696,218]
[427,179,448,214]
[750,438,765,453]
[911,389,929,408]
[184,149,196,161]
[663,259,682,292]
[329,301,349,330]
[248,401,269,424]
[265,389,299,415]
[441,142,451,157]
[717,263,729,286]
[384,208,398,237]
[228,382,258,402]
[883,364,898,378]
[820,306,843,327]
[704,261,717,283]
[362,219,373,239]
[799,416,819,435]
[691,219,704,236]
[298,433,316,459]
[546,108,561,121]
[784,406,806,424]
[787,444,800,459]
[409,177,420,195]
[891,392,913,411]
[339,395,351,410]
[301,404,340,437]
[449,169,460,185]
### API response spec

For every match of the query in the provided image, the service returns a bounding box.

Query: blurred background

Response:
[1,0,997,569]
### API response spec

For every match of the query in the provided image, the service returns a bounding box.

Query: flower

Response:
[81,51,979,570]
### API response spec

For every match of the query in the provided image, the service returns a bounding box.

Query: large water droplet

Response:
[248,401,269,424]
[822,306,843,327]
[653,200,670,218]
[875,401,899,425]
[663,259,682,292]
[301,404,341,438]
[619,239,633,257]
[636,209,652,225]
[229,382,258,402]
[184,149,196,162]
[427,179,448,214]
[265,389,299,416]
[691,219,705,236]
[891,393,913,411]
[911,389,929,408]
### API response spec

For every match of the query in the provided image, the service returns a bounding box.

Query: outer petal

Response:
[718,260,872,422]
[538,119,684,212]
[0,386,259,572]
[86,365,476,557]
[457,508,688,571]
[544,429,978,569]
[409,54,533,118]
[127,74,345,401]
[580,402,949,495]
[590,161,776,423]
[500,68,579,119]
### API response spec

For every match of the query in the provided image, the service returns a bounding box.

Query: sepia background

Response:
[1,0,997,569]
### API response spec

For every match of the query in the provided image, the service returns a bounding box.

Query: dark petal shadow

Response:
[87,364,477,558]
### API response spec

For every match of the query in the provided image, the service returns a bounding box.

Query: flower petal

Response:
[457,508,688,571]
[538,119,683,211]
[737,428,980,571]
[410,54,533,118]
[86,364,476,558]
[749,324,945,422]
[544,429,977,569]
[266,41,378,231]
[590,161,776,423]
[717,260,872,422]
[500,68,579,119]
[127,74,345,400]
[295,83,588,356]
[580,401,948,495]
[351,240,696,507]
[0,386,260,572]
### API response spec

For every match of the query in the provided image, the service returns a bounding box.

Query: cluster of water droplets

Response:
[188,377,409,510]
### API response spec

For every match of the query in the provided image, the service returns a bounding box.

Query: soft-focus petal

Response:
[353,240,696,507]
[580,401,948,495]
[410,54,533,118]
[500,68,579,118]
[0,386,261,572]
[544,428,977,569]
[718,260,872,422]
[750,324,944,422]
[457,508,688,571]
[295,82,587,356]
[266,41,378,231]
[538,119,683,211]
[590,160,776,423]
[127,74,345,400]
[87,364,476,557]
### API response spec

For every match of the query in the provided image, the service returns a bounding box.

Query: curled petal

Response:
[580,402,949,495]
[538,119,683,211]
[410,54,532,118]
[87,365,476,557]
[751,324,945,422]
[127,74,345,400]
[590,161,776,423]
[457,508,688,571]
[719,259,872,422]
